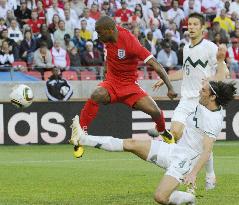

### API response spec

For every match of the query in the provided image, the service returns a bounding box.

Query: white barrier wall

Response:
[0,80,239,101]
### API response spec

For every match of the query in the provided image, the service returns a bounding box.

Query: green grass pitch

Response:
[0,141,239,205]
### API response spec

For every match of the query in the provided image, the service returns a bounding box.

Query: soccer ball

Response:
[9,84,34,108]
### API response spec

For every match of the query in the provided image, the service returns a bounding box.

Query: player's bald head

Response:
[96,16,116,30]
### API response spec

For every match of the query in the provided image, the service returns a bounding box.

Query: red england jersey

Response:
[105,26,152,84]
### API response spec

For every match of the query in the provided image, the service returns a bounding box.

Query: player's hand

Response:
[167,89,177,100]
[152,80,164,91]
[183,172,197,187]
[216,44,227,62]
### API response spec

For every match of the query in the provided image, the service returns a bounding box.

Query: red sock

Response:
[80,99,99,131]
[153,110,165,133]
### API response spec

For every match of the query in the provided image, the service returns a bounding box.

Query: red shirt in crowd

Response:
[114,9,132,23]
[27,19,44,34]
[105,26,152,84]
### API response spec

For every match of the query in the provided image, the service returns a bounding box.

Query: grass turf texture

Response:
[0,141,239,205]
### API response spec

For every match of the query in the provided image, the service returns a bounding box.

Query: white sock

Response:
[205,152,215,177]
[80,134,123,152]
[168,191,195,205]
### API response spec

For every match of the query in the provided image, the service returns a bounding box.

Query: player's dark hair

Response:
[96,15,116,30]
[209,81,237,107]
[188,12,205,25]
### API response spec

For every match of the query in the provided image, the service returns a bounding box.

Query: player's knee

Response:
[91,87,110,103]
[154,192,168,204]
[123,139,137,152]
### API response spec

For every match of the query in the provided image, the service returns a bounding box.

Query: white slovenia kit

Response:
[172,39,218,125]
[147,104,223,182]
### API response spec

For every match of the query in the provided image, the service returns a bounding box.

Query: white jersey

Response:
[181,39,218,98]
[177,104,224,157]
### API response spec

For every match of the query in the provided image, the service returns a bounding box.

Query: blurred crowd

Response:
[0,0,238,78]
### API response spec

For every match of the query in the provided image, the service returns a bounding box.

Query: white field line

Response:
[0,155,239,164]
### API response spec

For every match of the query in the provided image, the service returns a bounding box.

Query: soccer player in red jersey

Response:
[71,16,177,158]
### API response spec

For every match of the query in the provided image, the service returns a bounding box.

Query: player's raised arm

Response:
[214,44,229,81]
[146,58,177,99]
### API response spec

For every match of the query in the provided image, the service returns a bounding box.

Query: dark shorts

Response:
[99,80,148,107]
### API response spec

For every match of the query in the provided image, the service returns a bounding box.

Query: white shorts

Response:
[147,140,199,182]
[171,97,199,125]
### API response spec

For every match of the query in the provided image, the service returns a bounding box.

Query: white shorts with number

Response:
[147,140,199,182]
[171,97,199,125]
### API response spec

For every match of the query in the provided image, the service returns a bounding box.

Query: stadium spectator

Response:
[5,10,15,27]
[70,0,86,18]
[19,30,37,65]
[161,30,178,52]
[45,67,73,101]
[213,8,235,33]
[180,30,190,45]
[14,0,31,28]
[26,10,44,36]
[0,0,11,19]
[151,5,166,31]
[101,0,114,17]
[0,40,14,65]
[79,19,92,41]
[142,31,157,56]
[34,0,46,22]
[51,40,70,70]
[128,9,147,30]
[0,28,19,60]
[126,0,137,12]
[62,33,74,52]
[39,0,52,9]
[37,24,54,49]
[79,8,96,33]
[230,28,239,39]
[72,28,86,53]
[165,22,180,45]
[229,0,239,14]
[158,0,172,12]
[8,19,23,44]
[115,0,132,24]
[0,18,7,32]
[140,0,153,25]
[86,0,104,8]
[230,12,239,27]
[48,14,60,34]
[46,0,65,25]
[157,42,178,72]
[167,0,184,29]
[89,3,101,20]
[208,21,229,44]
[33,41,54,71]
[226,38,239,78]
[183,0,201,17]
[53,20,70,47]
[69,47,82,69]
[81,41,103,69]
[64,2,78,20]
[201,0,223,21]
[63,8,77,36]
[144,19,163,41]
